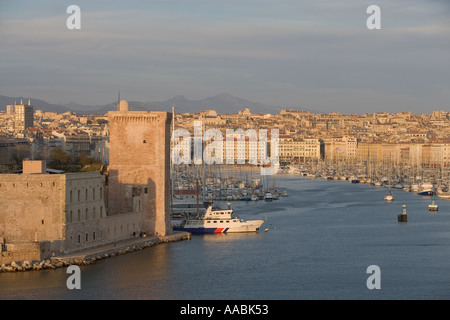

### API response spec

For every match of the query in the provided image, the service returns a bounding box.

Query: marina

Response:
[280,160,450,198]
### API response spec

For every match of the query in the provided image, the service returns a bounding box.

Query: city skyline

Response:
[0,0,449,114]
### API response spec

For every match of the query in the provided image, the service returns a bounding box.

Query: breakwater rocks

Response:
[0,232,190,273]
[1,259,84,272]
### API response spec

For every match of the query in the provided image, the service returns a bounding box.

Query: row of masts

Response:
[284,158,450,193]
[171,164,287,202]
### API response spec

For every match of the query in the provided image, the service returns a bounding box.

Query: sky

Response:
[0,0,449,114]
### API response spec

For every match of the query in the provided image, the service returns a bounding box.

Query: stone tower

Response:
[107,101,172,236]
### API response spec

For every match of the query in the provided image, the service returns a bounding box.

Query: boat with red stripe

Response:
[173,203,265,234]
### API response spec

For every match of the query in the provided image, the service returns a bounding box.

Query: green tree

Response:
[49,147,70,167]
[96,119,109,125]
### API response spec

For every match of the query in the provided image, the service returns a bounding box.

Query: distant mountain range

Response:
[0,93,308,115]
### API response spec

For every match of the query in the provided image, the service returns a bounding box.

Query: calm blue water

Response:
[1,174,450,300]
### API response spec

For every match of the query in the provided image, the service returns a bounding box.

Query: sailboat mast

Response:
[171,105,175,216]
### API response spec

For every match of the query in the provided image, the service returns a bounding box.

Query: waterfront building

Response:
[0,101,173,264]
[323,136,357,163]
[0,160,112,262]
[356,142,382,164]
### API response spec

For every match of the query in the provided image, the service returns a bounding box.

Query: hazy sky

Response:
[0,0,449,114]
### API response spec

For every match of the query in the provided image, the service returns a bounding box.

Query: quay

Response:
[0,232,190,272]
[51,231,191,265]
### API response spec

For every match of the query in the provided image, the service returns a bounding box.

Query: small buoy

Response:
[398,204,407,222]
[264,228,269,232]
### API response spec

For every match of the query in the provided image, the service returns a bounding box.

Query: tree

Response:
[49,147,70,167]
[96,119,108,125]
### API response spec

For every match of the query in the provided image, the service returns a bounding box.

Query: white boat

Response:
[384,192,394,201]
[437,192,450,199]
[281,191,288,197]
[417,182,434,196]
[264,192,273,201]
[250,194,258,201]
[173,204,265,234]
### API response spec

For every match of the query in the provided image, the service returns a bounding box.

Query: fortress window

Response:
[77,235,81,244]
[41,219,44,225]
[143,140,147,144]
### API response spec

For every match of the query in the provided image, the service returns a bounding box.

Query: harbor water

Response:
[1,174,450,300]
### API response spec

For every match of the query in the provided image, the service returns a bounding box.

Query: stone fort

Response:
[0,101,172,264]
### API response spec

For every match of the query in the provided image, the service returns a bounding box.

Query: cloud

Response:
[0,0,449,112]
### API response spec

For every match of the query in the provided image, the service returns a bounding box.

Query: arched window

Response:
[70,190,72,203]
